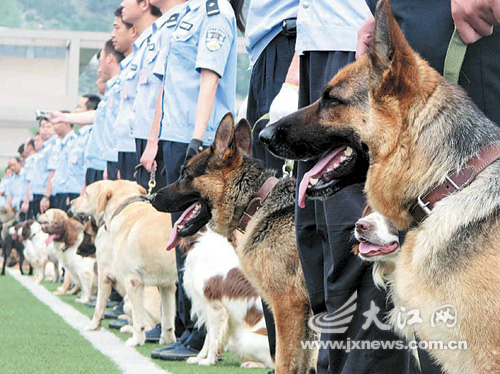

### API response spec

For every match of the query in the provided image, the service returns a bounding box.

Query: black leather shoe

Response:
[109,318,129,329]
[104,301,124,319]
[145,323,161,343]
[151,344,199,361]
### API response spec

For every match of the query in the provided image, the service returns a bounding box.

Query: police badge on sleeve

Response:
[205,27,226,52]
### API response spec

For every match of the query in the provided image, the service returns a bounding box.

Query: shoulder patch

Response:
[206,0,220,16]
[205,27,226,52]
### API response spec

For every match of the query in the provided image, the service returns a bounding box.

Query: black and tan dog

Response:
[260,1,500,373]
[151,115,316,374]
[0,206,26,276]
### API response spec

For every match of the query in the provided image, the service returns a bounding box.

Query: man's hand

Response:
[21,200,29,214]
[452,0,500,44]
[268,83,299,125]
[40,198,50,213]
[140,140,159,173]
[46,110,67,124]
[184,139,203,166]
[356,14,375,60]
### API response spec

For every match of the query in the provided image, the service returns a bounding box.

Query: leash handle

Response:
[443,28,467,84]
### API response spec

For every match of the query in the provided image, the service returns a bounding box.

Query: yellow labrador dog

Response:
[71,180,177,347]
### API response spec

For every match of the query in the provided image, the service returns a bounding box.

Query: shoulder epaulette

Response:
[206,0,220,16]
[166,13,179,28]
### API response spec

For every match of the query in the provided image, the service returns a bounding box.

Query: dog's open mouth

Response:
[166,201,211,251]
[298,145,357,208]
[357,240,399,259]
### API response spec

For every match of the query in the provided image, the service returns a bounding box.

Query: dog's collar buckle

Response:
[237,177,279,234]
[416,195,432,216]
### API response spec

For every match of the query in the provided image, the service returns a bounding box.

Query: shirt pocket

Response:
[170,22,201,63]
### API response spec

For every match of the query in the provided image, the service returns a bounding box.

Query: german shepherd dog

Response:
[260,0,500,372]
[151,114,317,374]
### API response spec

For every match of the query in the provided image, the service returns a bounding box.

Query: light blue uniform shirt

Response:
[114,50,139,153]
[131,4,186,140]
[30,135,58,195]
[100,75,122,162]
[245,0,299,66]
[23,155,36,200]
[0,178,8,207]
[296,0,370,53]
[5,170,28,209]
[85,103,107,171]
[65,125,91,190]
[154,0,238,145]
[51,131,80,194]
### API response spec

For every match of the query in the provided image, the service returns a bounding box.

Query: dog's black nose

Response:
[259,126,273,145]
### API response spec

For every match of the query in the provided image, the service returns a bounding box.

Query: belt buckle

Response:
[416,194,432,216]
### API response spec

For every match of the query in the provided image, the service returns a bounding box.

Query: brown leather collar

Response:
[105,195,150,231]
[237,177,279,234]
[410,142,500,223]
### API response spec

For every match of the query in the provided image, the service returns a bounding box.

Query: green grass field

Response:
[17,278,269,374]
[0,273,121,374]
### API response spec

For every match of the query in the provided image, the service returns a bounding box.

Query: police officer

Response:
[106,7,140,181]
[5,157,29,219]
[145,0,244,361]
[134,0,188,193]
[244,0,300,358]
[283,1,413,373]
[21,138,38,218]
[50,119,79,212]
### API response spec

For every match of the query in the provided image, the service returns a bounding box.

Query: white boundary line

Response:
[8,269,169,374]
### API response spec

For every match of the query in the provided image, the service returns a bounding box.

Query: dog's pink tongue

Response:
[298,147,346,208]
[165,203,198,251]
[359,242,381,255]
[166,222,182,251]
[45,235,55,246]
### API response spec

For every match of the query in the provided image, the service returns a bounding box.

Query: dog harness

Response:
[411,142,500,223]
[237,177,279,234]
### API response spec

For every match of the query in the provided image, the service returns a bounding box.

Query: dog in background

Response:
[353,207,399,290]
[183,229,273,368]
[71,180,178,347]
[43,218,96,303]
[0,206,26,275]
[152,115,317,374]
[260,0,500,372]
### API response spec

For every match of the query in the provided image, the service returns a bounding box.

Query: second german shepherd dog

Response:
[260,1,500,373]
[151,115,316,374]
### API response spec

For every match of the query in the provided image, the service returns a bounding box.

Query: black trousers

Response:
[107,161,119,181]
[296,51,415,374]
[247,34,297,178]
[118,151,137,181]
[134,138,166,193]
[162,140,206,350]
[53,193,79,212]
[31,194,43,218]
[85,168,104,186]
[246,33,297,358]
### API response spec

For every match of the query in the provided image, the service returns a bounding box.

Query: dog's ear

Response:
[213,113,238,162]
[234,118,252,157]
[63,219,81,248]
[369,0,419,95]
[96,183,113,214]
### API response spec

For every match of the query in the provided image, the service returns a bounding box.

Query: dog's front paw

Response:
[159,332,176,346]
[85,322,101,331]
[125,337,145,347]
[241,361,266,369]
[53,290,64,296]
[186,357,200,365]
[198,358,216,366]
[120,325,133,334]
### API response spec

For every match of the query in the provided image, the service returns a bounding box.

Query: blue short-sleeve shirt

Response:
[85,100,107,171]
[131,5,186,140]
[156,0,238,145]
[113,53,137,153]
[5,170,28,208]
[51,131,81,194]
[30,135,58,195]
[100,75,122,162]
[245,0,299,66]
